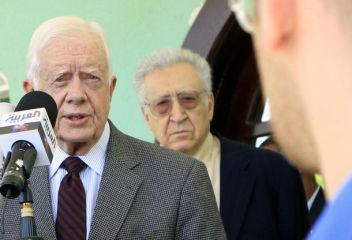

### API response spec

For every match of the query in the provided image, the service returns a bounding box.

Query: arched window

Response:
[182,0,269,146]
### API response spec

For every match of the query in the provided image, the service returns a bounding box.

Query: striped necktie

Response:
[55,157,87,240]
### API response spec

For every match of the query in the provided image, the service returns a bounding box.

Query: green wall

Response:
[0,0,205,142]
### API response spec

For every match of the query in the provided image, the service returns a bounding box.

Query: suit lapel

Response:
[89,124,143,240]
[31,166,57,240]
[220,138,256,240]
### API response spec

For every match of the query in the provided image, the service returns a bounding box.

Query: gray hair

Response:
[26,16,112,88]
[134,48,212,105]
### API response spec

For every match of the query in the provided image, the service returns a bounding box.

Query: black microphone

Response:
[0,91,57,199]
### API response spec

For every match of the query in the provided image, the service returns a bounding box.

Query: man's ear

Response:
[23,79,34,93]
[141,107,152,130]
[208,93,215,121]
[260,0,295,50]
[109,76,117,98]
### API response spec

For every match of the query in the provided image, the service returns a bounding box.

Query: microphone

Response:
[0,103,15,159]
[0,103,15,178]
[0,91,57,198]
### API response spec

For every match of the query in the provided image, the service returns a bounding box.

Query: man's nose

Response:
[67,78,87,103]
[170,99,187,123]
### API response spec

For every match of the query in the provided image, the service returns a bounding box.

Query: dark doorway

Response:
[182,0,270,145]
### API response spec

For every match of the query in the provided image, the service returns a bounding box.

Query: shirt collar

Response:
[49,122,110,178]
[193,132,216,163]
[307,186,321,210]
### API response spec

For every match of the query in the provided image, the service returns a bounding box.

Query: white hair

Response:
[134,48,212,105]
[26,16,112,88]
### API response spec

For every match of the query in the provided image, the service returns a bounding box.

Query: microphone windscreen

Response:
[15,91,58,127]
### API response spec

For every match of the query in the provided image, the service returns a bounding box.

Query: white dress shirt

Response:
[193,132,221,209]
[49,122,110,239]
[307,186,321,210]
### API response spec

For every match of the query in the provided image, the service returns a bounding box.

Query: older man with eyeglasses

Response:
[134,48,308,240]
[229,0,352,239]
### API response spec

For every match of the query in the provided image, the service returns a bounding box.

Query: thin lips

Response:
[171,129,191,134]
[63,113,89,118]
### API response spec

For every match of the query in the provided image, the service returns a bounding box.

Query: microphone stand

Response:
[17,180,43,240]
[0,148,43,239]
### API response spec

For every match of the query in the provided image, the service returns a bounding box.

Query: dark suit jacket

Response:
[0,122,226,239]
[309,187,326,228]
[219,136,308,240]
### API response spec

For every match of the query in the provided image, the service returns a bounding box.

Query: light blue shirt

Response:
[308,176,352,239]
[49,122,110,239]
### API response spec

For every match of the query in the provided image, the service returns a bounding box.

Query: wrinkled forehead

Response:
[41,31,106,57]
[38,35,107,71]
[35,35,109,82]
[144,64,203,98]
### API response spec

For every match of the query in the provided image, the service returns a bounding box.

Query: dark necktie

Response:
[55,157,87,240]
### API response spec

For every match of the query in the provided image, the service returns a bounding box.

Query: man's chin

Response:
[57,132,93,145]
[168,141,196,155]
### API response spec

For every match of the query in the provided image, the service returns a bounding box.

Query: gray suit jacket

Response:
[0,122,226,239]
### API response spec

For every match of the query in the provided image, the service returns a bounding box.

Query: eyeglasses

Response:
[228,0,255,33]
[144,91,205,117]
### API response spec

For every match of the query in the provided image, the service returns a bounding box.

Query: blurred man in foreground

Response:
[229,0,352,238]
